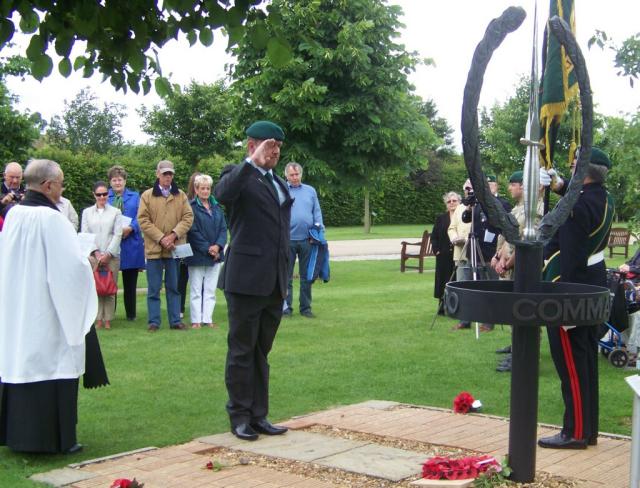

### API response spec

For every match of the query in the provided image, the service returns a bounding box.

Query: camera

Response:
[461,191,476,206]
[10,189,25,202]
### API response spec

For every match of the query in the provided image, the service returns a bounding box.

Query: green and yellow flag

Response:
[539,0,578,169]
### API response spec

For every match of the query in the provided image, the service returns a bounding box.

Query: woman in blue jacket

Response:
[107,165,146,321]
[185,174,227,328]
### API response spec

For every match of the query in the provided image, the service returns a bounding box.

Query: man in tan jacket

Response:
[138,160,193,331]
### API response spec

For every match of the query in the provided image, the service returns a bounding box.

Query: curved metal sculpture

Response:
[450,6,604,483]
[460,8,593,243]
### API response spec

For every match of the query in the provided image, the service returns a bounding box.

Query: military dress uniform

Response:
[540,148,615,449]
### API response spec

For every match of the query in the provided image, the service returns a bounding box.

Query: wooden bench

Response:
[608,228,631,259]
[400,230,434,273]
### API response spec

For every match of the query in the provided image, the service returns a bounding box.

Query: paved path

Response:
[33,400,631,487]
[329,237,424,261]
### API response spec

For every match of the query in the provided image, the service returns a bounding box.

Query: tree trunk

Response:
[363,187,371,234]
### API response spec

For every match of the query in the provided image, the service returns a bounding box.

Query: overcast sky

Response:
[6,0,640,150]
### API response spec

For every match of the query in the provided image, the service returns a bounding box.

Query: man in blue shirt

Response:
[283,162,324,318]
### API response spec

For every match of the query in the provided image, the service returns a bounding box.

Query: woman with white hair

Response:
[431,191,461,314]
[185,174,227,328]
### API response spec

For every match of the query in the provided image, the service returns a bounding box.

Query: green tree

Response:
[478,76,530,178]
[593,113,640,225]
[589,31,640,87]
[47,87,125,154]
[478,76,591,180]
[0,53,42,162]
[0,1,291,96]
[230,0,436,232]
[418,98,455,155]
[139,80,235,165]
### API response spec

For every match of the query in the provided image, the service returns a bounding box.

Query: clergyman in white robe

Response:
[0,182,98,453]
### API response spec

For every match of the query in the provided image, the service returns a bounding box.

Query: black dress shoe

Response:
[496,345,512,354]
[250,419,288,435]
[588,436,598,446]
[231,423,259,441]
[64,443,83,455]
[538,433,587,450]
[496,354,512,372]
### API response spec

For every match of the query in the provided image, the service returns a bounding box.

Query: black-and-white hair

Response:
[24,159,61,189]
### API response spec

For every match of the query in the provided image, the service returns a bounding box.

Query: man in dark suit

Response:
[214,121,293,441]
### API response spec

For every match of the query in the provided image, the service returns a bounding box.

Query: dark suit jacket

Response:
[214,162,293,298]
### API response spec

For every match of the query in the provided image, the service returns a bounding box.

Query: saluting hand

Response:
[251,139,280,167]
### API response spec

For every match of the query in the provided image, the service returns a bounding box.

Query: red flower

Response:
[111,479,144,488]
[422,455,500,480]
[206,461,214,470]
[111,480,132,488]
[453,391,475,414]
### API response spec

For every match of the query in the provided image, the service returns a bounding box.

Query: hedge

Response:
[26,147,482,228]
[316,160,469,226]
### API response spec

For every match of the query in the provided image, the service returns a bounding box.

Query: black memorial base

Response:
[445,241,609,481]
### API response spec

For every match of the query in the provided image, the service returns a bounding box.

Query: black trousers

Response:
[224,287,282,426]
[547,324,599,441]
[0,379,79,453]
[121,268,139,319]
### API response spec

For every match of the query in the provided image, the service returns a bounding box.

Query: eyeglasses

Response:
[94,192,108,197]
[464,187,472,191]
[447,199,459,204]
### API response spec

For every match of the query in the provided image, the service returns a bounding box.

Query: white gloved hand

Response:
[539,168,552,186]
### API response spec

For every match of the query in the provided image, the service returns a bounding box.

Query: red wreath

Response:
[453,391,475,414]
[111,479,144,488]
[422,455,500,480]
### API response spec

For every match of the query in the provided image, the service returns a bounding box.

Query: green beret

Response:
[246,120,285,141]
[486,174,497,183]
[590,147,611,169]
[509,170,523,183]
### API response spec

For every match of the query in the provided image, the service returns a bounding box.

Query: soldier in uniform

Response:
[538,147,615,449]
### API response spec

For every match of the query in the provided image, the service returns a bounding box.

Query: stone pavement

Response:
[32,400,631,487]
[329,238,420,261]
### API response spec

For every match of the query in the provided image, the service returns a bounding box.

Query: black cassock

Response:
[431,212,454,300]
[0,325,108,453]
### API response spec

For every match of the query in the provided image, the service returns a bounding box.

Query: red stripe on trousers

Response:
[559,328,583,439]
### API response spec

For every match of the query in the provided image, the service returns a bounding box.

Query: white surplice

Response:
[0,204,98,384]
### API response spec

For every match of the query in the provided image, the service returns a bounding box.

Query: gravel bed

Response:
[196,424,580,487]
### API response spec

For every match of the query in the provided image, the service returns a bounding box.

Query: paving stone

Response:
[68,447,158,468]
[354,400,400,410]
[29,467,97,487]
[316,443,426,482]
[201,430,368,462]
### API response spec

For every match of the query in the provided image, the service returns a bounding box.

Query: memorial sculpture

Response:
[445,6,610,482]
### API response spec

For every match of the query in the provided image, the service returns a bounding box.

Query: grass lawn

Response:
[1,257,635,486]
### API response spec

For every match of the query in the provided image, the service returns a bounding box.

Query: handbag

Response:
[94,266,118,296]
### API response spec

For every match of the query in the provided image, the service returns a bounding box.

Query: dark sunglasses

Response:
[95,192,108,197]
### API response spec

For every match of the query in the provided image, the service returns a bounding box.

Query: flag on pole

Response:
[539,0,578,169]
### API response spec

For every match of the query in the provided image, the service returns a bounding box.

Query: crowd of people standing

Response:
[0,120,329,452]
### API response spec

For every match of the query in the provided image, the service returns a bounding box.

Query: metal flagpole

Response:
[510,0,544,481]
